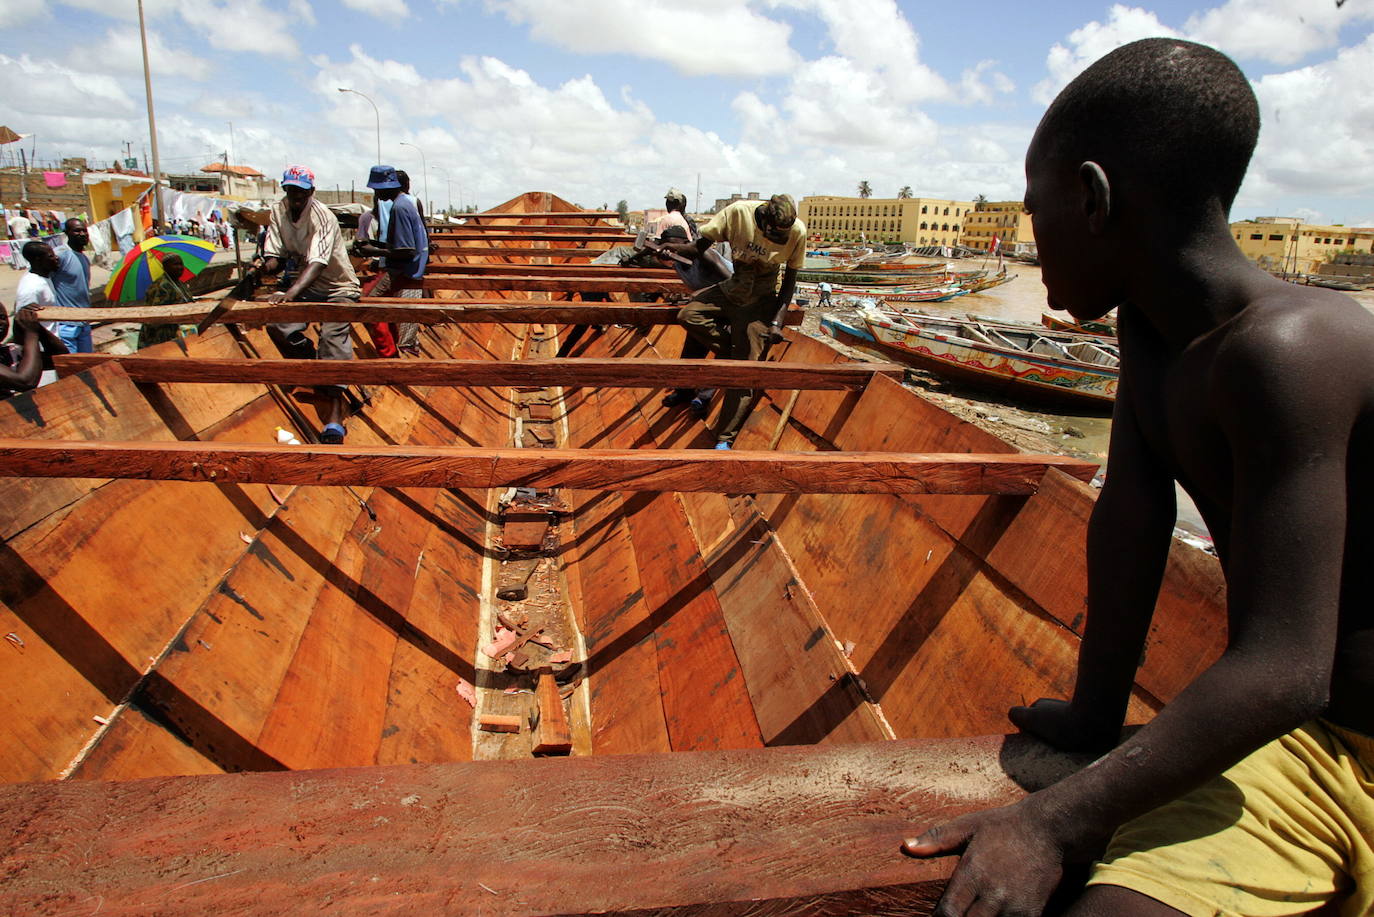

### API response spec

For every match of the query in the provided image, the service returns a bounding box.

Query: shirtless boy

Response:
[905,38,1374,916]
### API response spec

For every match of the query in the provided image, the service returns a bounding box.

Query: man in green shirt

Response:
[662,193,805,449]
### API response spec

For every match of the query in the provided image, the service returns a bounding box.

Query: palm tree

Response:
[974,193,988,205]
[897,186,913,199]
[857,181,872,199]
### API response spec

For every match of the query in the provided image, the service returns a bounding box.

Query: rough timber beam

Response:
[417,275,680,294]
[0,736,1088,916]
[429,223,629,234]
[0,440,1098,492]
[424,246,621,258]
[38,301,805,326]
[424,263,672,277]
[54,355,905,390]
[459,210,618,219]
[428,232,628,243]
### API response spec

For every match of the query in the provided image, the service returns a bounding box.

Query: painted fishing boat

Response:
[834,307,1119,411]
[0,193,1222,914]
[1041,311,1118,337]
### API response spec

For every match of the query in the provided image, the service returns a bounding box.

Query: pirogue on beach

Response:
[0,193,1225,915]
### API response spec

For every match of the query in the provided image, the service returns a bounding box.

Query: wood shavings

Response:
[4,633,24,649]
[455,678,477,708]
[239,532,253,544]
[548,650,573,664]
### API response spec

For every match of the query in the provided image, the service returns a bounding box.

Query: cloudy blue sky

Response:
[2,0,1371,225]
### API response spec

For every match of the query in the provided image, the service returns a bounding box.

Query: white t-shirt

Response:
[15,271,57,385]
[8,214,32,240]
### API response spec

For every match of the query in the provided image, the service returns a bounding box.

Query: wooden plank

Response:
[430,223,630,234]
[39,301,793,326]
[532,670,572,755]
[0,735,1090,916]
[425,263,671,277]
[0,440,1100,493]
[429,232,627,243]
[416,275,680,294]
[456,210,618,220]
[55,355,904,390]
[425,246,619,258]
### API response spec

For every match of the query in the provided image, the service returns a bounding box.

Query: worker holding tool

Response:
[660,193,805,449]
[248,165,362,444]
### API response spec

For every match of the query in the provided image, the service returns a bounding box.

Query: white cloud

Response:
[959,60,1016,106]
[340,0,410,19]
[75,28,213,83]
[1186,0,1374,66]
[1033,4,1181,104]
[1241,33,1374,203]
[486,0,800,77]
[61,0,309,57]
[0,4,47,28]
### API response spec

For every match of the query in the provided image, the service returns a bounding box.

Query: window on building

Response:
[1268,235,1284,241]
[953,224,960,232]
[942,223,949,231]
[922,205,928,214]
[920,222,927,230]
[1250,234,1263,240]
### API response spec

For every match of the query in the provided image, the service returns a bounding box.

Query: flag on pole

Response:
[990,234,1000,253]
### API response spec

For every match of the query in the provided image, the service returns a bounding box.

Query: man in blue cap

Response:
[249,165,361,443]
[354,165,427,356]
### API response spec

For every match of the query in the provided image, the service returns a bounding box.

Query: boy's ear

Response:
[1078,161,1111,235]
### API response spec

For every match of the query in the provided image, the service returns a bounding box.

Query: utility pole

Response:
[337,87,381,165]
[695,172,701,214]
[18,148,28,203]
[137,0,165,224]
[227,121,235,168]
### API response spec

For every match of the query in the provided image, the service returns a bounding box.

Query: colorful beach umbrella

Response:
[105,234,218,303]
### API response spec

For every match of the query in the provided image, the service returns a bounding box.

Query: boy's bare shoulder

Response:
[1213,280,1374,417]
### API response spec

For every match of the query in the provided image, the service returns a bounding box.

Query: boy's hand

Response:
[15,307,41,331]
[660,241,699,260]
[903,800,1065,916]
[1010,697,1120,754]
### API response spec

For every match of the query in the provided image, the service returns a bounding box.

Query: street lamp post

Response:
[337,87,381,165]
[430,164,452,215]
[399,140,429,215]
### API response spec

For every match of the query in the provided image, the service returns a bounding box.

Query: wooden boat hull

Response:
[0,193,1222,914]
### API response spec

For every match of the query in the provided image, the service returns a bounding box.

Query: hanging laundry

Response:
[43,172,66,189]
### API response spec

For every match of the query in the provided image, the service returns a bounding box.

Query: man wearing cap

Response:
[353,165,427,356]
[661,193,805,449]
[650,188,695,242]
[252,165,361,444]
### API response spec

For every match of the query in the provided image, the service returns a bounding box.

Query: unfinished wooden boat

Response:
[826,307,1119,411]
[0,193,1224,914]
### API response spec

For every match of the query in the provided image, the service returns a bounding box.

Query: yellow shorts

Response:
[1088,720,1374,916]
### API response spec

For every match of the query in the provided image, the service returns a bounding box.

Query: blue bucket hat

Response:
[366,165,402,190]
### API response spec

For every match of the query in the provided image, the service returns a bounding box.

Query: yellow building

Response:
[798,195,975,246]
[962,201,1034,253]
[1232,217,1374,274]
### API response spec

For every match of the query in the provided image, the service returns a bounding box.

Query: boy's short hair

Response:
[21,241,49,264]
[1038,38,1259,213]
